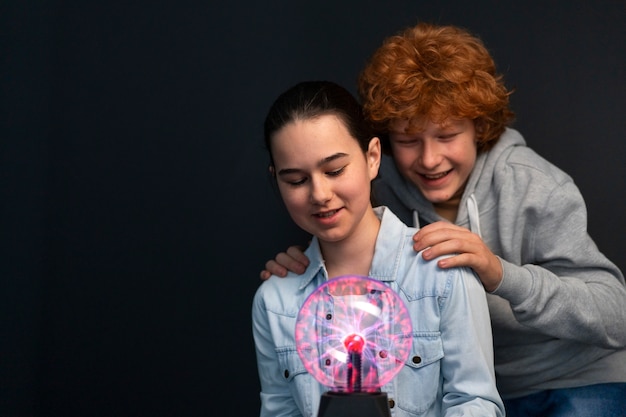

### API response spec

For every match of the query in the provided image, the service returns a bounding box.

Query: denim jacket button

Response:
[283,369,290,378]
[412,355,422,364]
[388,398,395,408]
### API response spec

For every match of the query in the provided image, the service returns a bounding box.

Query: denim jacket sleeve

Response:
[384,254,504,415]
[252,280,305,417]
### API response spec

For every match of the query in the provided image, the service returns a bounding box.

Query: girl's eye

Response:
[285,177,307,186]
[283,177,307,187]
[327,166,346,177]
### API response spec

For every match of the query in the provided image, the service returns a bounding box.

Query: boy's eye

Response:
[391,137,419,146]
[395,141,418,149]
[438,133,457,140]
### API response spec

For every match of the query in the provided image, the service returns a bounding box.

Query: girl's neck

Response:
[319,208,381,279]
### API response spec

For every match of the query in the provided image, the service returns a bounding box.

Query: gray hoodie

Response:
[372,127,626,399]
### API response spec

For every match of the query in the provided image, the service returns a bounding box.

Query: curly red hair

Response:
[358,22,514,151]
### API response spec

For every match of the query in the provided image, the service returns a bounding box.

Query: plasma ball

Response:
[295,275,413,391]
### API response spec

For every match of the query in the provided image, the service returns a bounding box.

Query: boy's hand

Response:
[413,221,503,292]
[260,245,310,280]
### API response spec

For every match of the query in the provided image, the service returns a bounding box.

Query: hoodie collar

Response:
[458,127,526,220]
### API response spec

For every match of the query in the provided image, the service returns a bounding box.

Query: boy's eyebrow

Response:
[277,152,349,176]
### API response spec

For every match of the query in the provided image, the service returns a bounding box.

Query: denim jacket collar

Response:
[299,206,406,290]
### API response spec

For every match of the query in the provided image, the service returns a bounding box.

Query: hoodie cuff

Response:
[489,258,534,305]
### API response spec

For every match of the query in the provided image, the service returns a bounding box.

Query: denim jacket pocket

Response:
[393,333,444,415]
[276,346,308,383]
[276,347,317,415]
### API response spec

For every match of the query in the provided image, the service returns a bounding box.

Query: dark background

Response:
[2,1,625,416]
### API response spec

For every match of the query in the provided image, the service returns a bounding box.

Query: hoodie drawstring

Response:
[412,193,481,237]
[412,210,421,231]
[467,193,482,238]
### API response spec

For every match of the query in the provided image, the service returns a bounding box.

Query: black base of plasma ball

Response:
[317,391,392,417]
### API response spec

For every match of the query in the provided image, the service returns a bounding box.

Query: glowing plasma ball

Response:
[295,275,412,392]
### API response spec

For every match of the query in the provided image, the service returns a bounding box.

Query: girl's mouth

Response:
[315,209,340,218]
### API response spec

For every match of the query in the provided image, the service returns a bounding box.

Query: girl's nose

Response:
[309,177,332,204]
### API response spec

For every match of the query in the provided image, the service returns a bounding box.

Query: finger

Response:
[421,235,480,261]
[416,226,478,252]
[436,252,487,275]
[285,246,310,266]
[276,252,307,274]
[436,252,502,291]
[264,260,288,277]
[435,253,469,269]
[417,221,463,235]
[415,231,461,253]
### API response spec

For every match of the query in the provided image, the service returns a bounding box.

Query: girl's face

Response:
[271,114,380,243]
[388,118,477,208]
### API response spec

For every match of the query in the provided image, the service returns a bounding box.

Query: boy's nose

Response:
[419,141,441,169]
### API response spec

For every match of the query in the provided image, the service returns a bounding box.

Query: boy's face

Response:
[388,117,477,207]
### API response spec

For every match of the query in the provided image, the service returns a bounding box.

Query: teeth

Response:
[424,171,449,179]
[317,210,337,218]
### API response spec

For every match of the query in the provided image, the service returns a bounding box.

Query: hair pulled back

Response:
[264,80,375,167]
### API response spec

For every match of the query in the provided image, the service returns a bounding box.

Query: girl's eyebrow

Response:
[277,152,349,176]
[320,152,348,165]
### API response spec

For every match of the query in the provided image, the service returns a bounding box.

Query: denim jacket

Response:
[252,207,504,416]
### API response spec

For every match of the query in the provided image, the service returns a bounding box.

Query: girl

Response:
[252,80,504,417]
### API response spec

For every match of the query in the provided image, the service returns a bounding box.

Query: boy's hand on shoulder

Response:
[260,245,310,280]
[413,221,503,292]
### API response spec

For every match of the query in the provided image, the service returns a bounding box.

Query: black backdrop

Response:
[2,1,625,416]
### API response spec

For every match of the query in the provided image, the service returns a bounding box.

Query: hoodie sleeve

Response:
[491,177,626,348]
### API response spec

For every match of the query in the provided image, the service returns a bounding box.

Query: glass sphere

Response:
[295,275,412,392]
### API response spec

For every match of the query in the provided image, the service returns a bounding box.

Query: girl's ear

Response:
[367,137,382,180]
[268,165,275,177]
